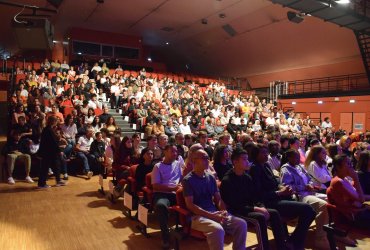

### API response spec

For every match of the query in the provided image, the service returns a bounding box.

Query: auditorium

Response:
[0,0,370,249]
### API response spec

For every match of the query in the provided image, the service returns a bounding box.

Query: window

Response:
[102,45,113,57]
[73,41,100,56]
[114,46,139,59]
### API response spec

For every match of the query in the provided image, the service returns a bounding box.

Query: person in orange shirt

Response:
[46,104,64,125]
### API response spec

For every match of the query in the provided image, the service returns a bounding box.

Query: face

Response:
[165,146,178,162]
[159,136,168,146]
[299,138,306,147]
[223,148,230,160]
[318,149,327,161]
[290,140,299,150]
[143,150,154,163]
[193,150,210,171]
[148,138,158,148]
[289,152,300,166]
[96,133,103,141]
[125,139,133,148]
[176,135,185,145]
[257,148,269,164]
[234,153,250,171]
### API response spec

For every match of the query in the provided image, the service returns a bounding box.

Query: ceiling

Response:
[0,0,364,83]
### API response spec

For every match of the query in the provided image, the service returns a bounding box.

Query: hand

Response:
[210,211,228,223]
[306,184,315,192]
[254,207,270,221]
[278,185,293,196]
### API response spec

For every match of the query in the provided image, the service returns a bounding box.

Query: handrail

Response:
[283,73,369,96]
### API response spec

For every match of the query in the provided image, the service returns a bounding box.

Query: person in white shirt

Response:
[281,150,329,249]
[75,126,95,179]
[179,121,192,135]
[60,60,70,72]
[265,112,276,126]
[88,94,102,110]
[305,145,332,190]
[321,117,333,129]
[91,62,102,72]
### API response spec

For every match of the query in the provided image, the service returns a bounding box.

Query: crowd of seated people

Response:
[4,59,370,249]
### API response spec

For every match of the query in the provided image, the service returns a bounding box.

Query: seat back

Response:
[175,187,205,239]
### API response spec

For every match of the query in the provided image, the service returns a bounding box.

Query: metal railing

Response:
[267,73,369,100]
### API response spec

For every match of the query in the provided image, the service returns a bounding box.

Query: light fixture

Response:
[292,101,297,105]
[165,42,169,45]
[318,100,323,104]
[335,0,350,4]
[219,13,226,18]
[201,18,208,25]
[349,99,355,103]
[147,57,152,62]
[77,52,82,55]
[52,40,57,43]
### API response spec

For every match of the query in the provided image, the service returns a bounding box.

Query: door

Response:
[340,113,352,133]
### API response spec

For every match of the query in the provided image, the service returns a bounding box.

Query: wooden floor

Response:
[0,176,369,250]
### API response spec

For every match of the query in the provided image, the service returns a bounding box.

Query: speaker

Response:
[287,11,304,24]
[12,19,54,50]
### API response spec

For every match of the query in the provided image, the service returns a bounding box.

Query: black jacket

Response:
[220,169,263,216]
[90,140,105,158]
[39,126,60,158]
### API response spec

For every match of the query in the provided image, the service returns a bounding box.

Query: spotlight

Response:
[287,11,304,24]
[165,42,169,45]
[318,100,323,104]
[201,19,208,25]
[335,0,350,4]
[292,101,297,105]
[349,99,355,103]
[147,57,152,62]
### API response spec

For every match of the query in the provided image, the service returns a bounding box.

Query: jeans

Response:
[191,214,247,250]
[153,192,177,243]
[267,200,316,250]
[76,152,95,173]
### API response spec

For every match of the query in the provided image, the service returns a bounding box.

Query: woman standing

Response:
[38,116,66,188]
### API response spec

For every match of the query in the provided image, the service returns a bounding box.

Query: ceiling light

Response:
[335,0,350,4]
[349,99,355,103]
[165,42,169,45]
[201,19,208,25]
[219,13,226,18]
[292,101,297,105]
[147,57,152,62]
[52,40,57,43]
[77,52,82,55]
[318,100,323,104]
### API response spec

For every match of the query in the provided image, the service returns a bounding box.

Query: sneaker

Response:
[48,168,54,175]
[8,177,15,185]
[56,181,67,187]
[37,185,51,189]
[25,176,34,183]
[87,171,93,179]
[63,174,69,180]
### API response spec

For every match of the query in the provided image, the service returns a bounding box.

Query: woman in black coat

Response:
[38,116,66,188]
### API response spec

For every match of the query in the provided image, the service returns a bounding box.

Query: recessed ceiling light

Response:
[77,52,82,55]
[165,42,169,45]
[201,19,208,25]
[219,13,226,18]
[349,99,355,103]
[318,100,323,104]
[147,57,152,62]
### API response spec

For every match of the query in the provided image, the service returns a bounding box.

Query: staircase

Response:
[104,102,147,147]
[355,30,370,85]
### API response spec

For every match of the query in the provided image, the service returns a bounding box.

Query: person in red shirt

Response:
[327,154,370,229]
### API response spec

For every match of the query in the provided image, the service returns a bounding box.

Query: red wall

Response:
[279,95,370,132]
[247,58,365,88]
